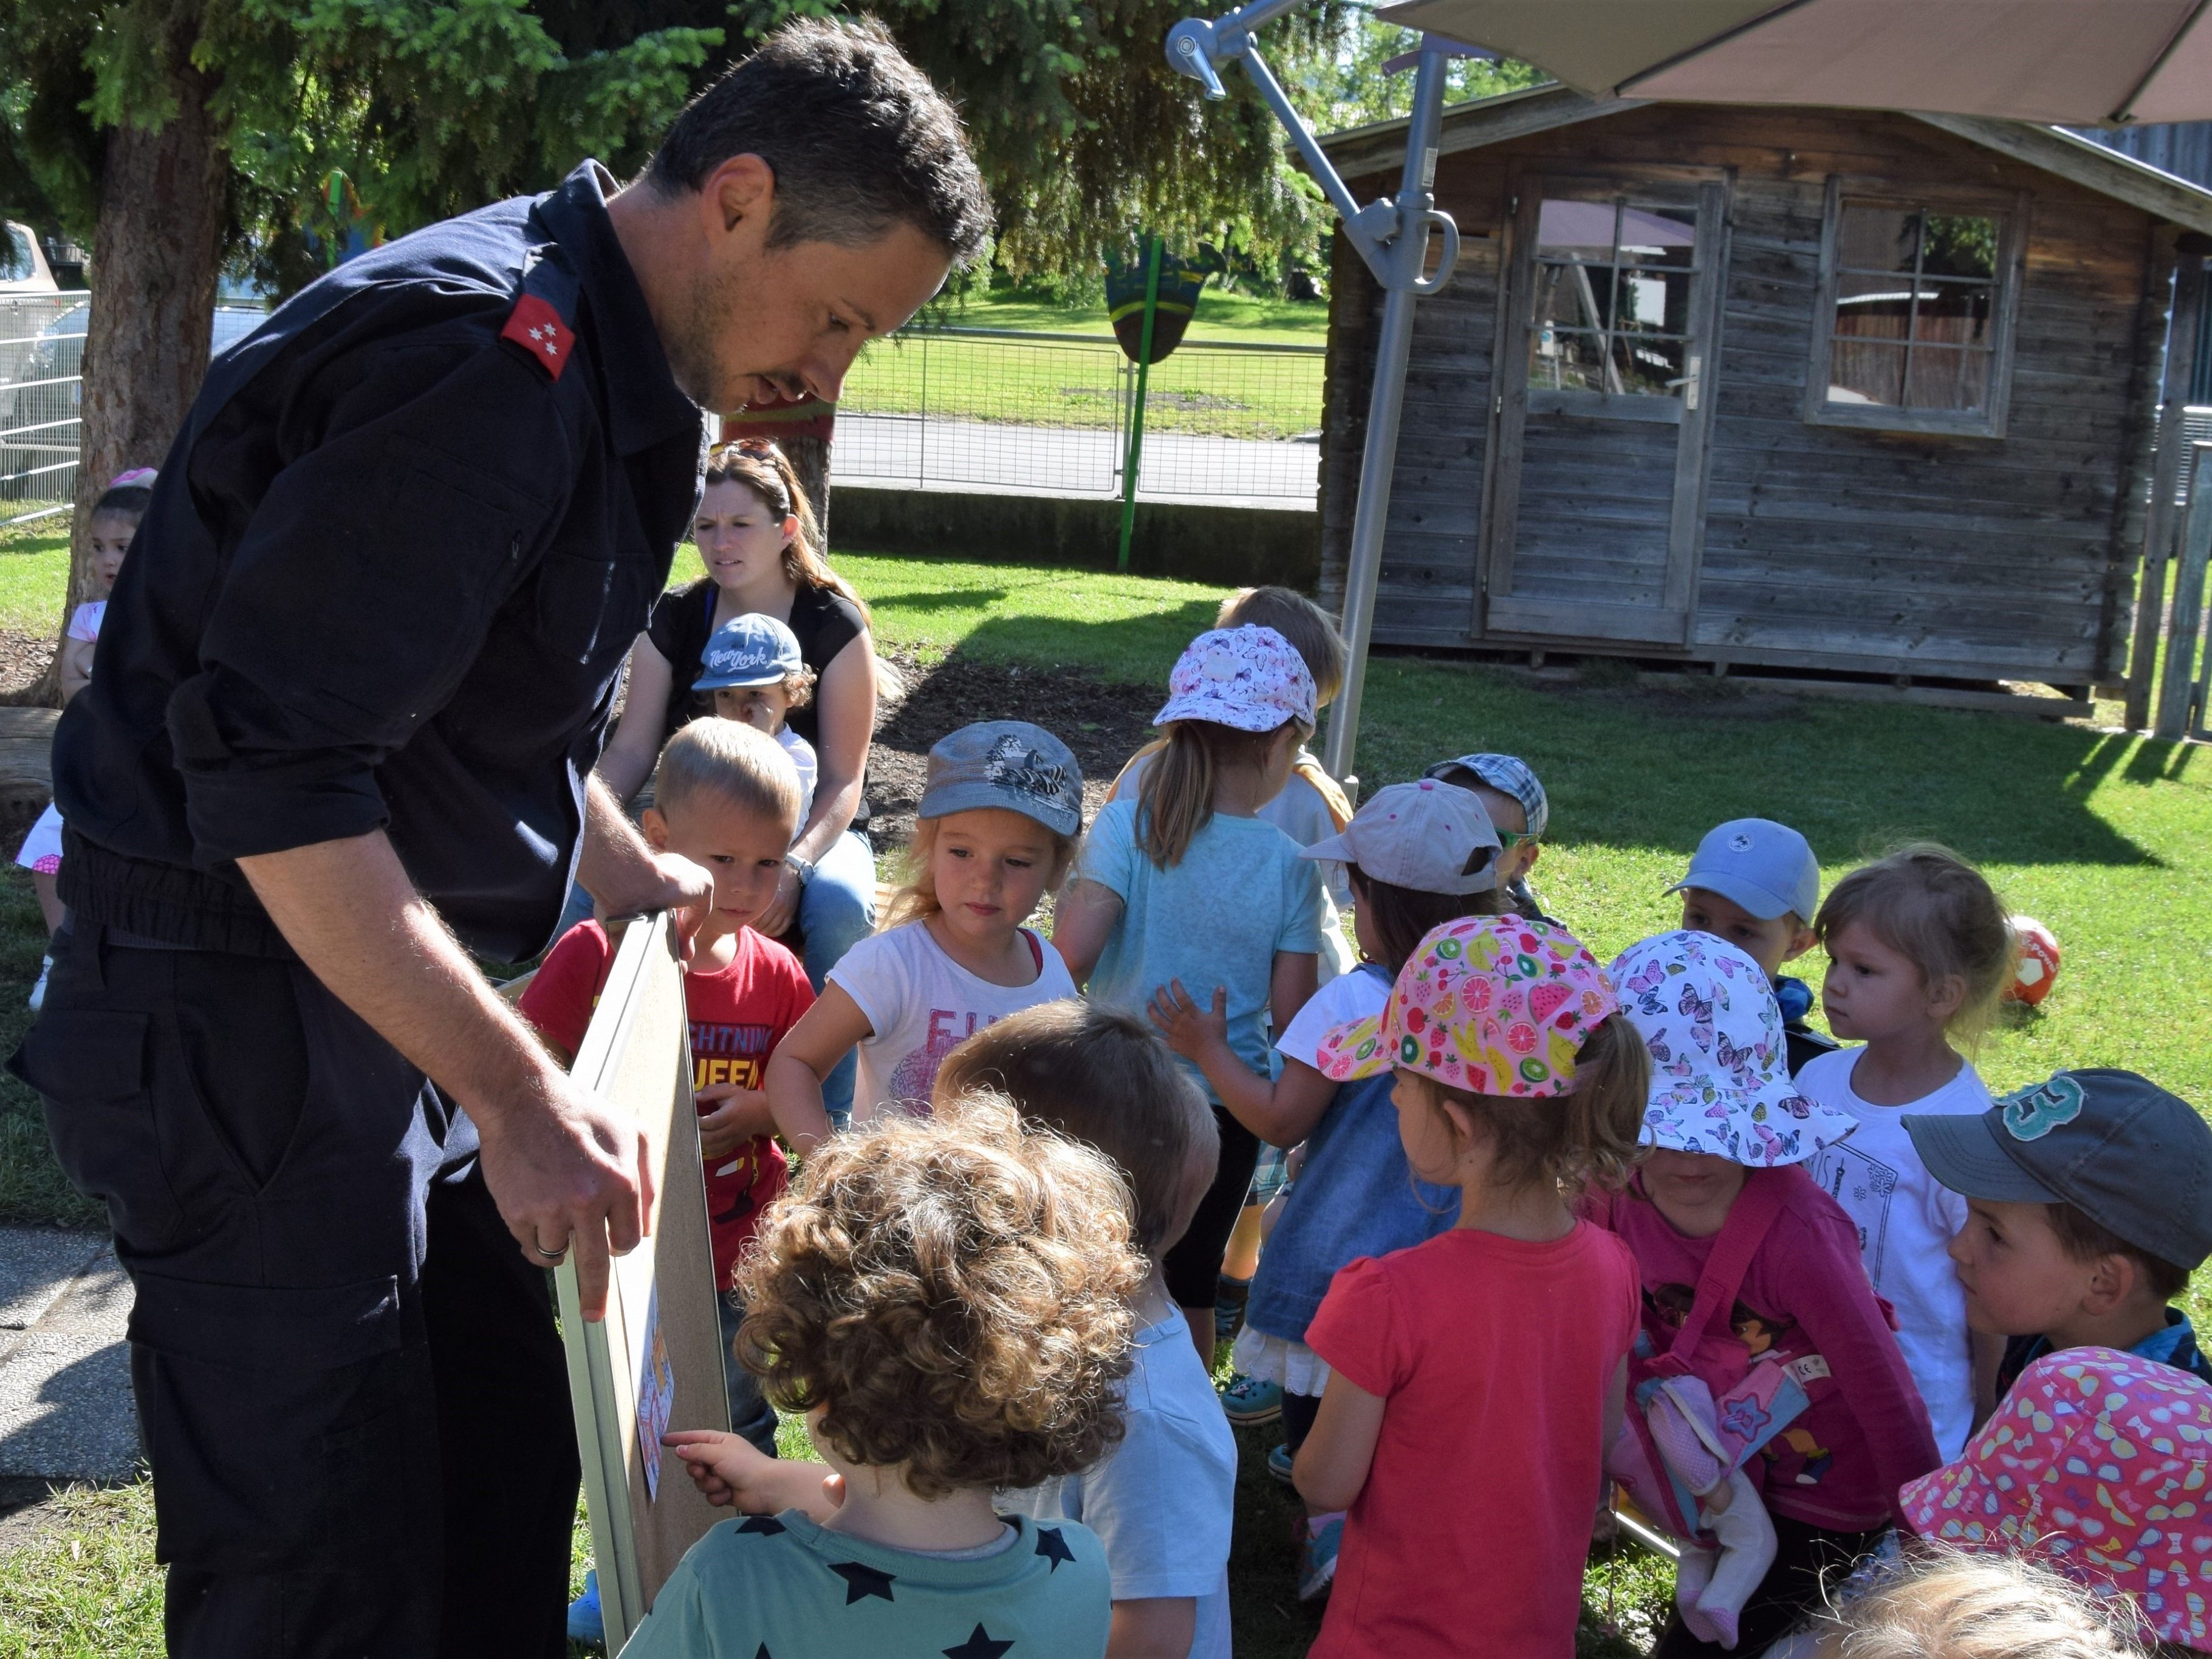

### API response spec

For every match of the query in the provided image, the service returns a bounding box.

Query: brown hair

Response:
[90,483,153,523]
[1816,843,2014,1045]
[878,812,1080,931]
[934,1000,1219,1259]
[1217,586,1346,708]
[1818,1546,2152,1658]
[713,665,817,714]
[1135,717,1307,869]
[1347,864,1504,973]
[735,1092,1145,1499]
[1409,1014,1651,1197]
[654,717,802,826]
[703,440,870,629]
[2047,1203,2193,1302]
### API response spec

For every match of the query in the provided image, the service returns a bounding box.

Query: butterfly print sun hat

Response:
[1315,915,1617,1096]
[1611,930,1855,1168]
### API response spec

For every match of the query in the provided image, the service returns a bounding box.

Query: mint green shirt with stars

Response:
[622,1509,1110,1659]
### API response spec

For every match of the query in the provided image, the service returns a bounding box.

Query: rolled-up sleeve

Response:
[167,338,569,864]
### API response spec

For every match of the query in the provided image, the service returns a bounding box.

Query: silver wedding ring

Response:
[534,1239,569,1260]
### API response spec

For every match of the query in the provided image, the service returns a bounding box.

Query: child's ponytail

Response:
[705,440,868,629]
[1135,719,1283,868]
[1426,1013,1651,1197]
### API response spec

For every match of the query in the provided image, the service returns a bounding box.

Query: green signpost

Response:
[1106,239,1213,570]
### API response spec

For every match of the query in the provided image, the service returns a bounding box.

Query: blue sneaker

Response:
[1266,1442,1296,1486]
[1222,1372,1282,1426]
[1298,1513,1344,1601]
[567,1568,604,1647]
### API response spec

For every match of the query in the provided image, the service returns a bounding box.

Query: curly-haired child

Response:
[1799,844,2016,1459]
[646,1095,1146,1659]
[1293,915,1651,1657]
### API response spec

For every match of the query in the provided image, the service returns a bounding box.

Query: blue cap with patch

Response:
[919,720,1084,838]
[1906,1069,2212,1272]
[1666,818,1820,924]
[694,614,804,692]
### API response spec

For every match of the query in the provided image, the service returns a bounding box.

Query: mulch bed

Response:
[0,632,52,705]
[865,649,1159,850]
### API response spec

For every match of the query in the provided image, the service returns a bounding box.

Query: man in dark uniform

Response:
[10,21,988,1657]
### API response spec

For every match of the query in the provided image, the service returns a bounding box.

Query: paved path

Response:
[830,413,1320,510]
[0,1227,137,1488]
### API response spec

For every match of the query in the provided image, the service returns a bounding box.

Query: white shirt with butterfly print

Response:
[1799,1047,1995,1460]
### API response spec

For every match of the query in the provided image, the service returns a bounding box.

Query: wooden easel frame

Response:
[552,912,732,1653]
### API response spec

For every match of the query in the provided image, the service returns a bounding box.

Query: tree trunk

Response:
[41,41,227,705]
[782,433,831,548]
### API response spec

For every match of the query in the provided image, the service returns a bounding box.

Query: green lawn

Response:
[933,283,1330,345]
[0,520,73,639]
[2,547,2205,1657]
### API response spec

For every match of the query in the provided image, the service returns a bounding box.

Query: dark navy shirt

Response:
[55,162,705,962]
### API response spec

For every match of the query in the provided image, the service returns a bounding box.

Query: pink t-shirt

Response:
[1589,1166,1942,1531]
[1306,1222,1640,1658]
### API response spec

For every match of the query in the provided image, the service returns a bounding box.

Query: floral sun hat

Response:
[1315,915,1618,1096]
[1899,1346,2212,1650]
[1611,930,1855,1168]
[1153,624,1317,733]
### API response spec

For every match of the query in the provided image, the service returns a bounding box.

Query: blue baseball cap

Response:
[919,721,1084,838]
[1667,818,1820,923]
[694,614,803,692]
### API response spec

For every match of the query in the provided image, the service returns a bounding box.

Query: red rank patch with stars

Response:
[501,293,573,381]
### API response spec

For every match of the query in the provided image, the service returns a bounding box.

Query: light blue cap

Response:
[1423,753,1548,840]
[919,721,1084,838]
[1667,818,1820,923]
[694,614,803,691]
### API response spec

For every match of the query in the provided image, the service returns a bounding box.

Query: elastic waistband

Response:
[56,829,296,959]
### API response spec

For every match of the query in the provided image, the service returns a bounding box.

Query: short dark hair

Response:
[649,17,991,264]
[933,1000,1217,1259]
[2047,1202,2193,1303]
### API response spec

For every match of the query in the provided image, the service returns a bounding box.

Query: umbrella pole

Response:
[1321,40,1454,790]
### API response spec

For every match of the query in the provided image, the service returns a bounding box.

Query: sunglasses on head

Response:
[715,437,785,462]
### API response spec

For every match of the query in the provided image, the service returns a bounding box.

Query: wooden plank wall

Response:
[1320,105,2156,682]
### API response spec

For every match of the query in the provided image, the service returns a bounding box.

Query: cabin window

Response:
[1807,180,2025,437]
[1526,197,1700,399]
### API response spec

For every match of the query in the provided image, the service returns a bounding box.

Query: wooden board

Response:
[553,912,732,1654]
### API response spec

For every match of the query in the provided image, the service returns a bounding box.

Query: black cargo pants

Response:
[10,922,578,1658]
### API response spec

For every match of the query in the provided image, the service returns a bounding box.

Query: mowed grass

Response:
[2,547,2203,1657]
[934,284,1330,346]
[0,519,73,638]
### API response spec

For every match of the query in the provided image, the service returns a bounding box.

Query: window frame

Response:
[1804,176,2029,439]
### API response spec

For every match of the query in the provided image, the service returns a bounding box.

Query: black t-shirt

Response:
[644,577,869,822]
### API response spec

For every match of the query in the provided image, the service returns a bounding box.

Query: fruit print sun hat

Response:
[1314,915,1618,1095]
[1899,1346,2212,1651]
[1611,930,1856,1168]
[1153,624,1317,733]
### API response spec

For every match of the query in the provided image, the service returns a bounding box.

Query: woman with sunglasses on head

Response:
[595,439,882,1124]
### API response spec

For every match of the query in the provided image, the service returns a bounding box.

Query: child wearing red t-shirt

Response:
[522,718,826,1457]
[1295,917,1651,1657]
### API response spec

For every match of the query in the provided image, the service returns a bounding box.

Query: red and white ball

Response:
[2006,916,2062,1007]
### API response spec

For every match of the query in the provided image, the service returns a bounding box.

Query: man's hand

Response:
[574,775,715,947]
[694,1083,774,1158]
[473,1070,654,1321]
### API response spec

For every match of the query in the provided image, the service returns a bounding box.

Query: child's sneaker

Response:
[1221,1372,1281,1426]
[1214,1273,1251,1344]
[1266,1442,1296,1486]
[567,1567,604,1647]
[1297,1512,1344,1601]
[27,953,49,1012]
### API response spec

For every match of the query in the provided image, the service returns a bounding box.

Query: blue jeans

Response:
[795,829,876,1129]
[717,1290,779,1457]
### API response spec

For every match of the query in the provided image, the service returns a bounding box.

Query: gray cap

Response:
[1905,1069,2212,1272]
[918,721,1084,838]
[1423,753,1548,840]
[1302,778,1501,895]
[1666,818,1820,923]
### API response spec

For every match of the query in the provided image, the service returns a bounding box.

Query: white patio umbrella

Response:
[1375,0,2212,127]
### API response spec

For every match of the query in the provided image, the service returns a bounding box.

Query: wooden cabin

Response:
[1315,89,2212,699]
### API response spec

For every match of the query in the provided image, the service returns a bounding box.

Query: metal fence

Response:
[1,295,89,521]
[832,327,1325,504]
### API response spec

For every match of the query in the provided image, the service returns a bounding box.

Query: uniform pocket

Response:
[10,1008,179,1248]
[535,550,651,666]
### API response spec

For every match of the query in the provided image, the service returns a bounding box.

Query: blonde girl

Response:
[1798,844,2016,1459]
[1291,915,1649,1658]
[765,721,1082,1124]
[595,439,880,1122]
[1053,624,1329,1361]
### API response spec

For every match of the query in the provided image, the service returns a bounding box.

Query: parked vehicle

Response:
[0,224,58,295]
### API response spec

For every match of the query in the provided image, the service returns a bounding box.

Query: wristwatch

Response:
[782,851,815,886]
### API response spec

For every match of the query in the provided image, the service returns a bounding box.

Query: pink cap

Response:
[108,467,157,489]
[1152,625,1316,733]
[1314,915,1618,1096]
[1899,1346,2212,1649]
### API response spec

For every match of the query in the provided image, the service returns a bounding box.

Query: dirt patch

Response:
[0,631,52,705]
[865,650,1159,850]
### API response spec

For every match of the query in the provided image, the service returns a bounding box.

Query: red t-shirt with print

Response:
[520,920,815,1289]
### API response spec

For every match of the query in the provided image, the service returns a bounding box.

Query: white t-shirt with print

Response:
[1002,1309,1237,1659]
[829,919,1078,1123]
[775,725,817,825]
[1799,1046,1994,1460]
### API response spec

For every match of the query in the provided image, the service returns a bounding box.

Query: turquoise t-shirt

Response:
[624,1510,1111,1659]
[1078,797,1326,1102]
